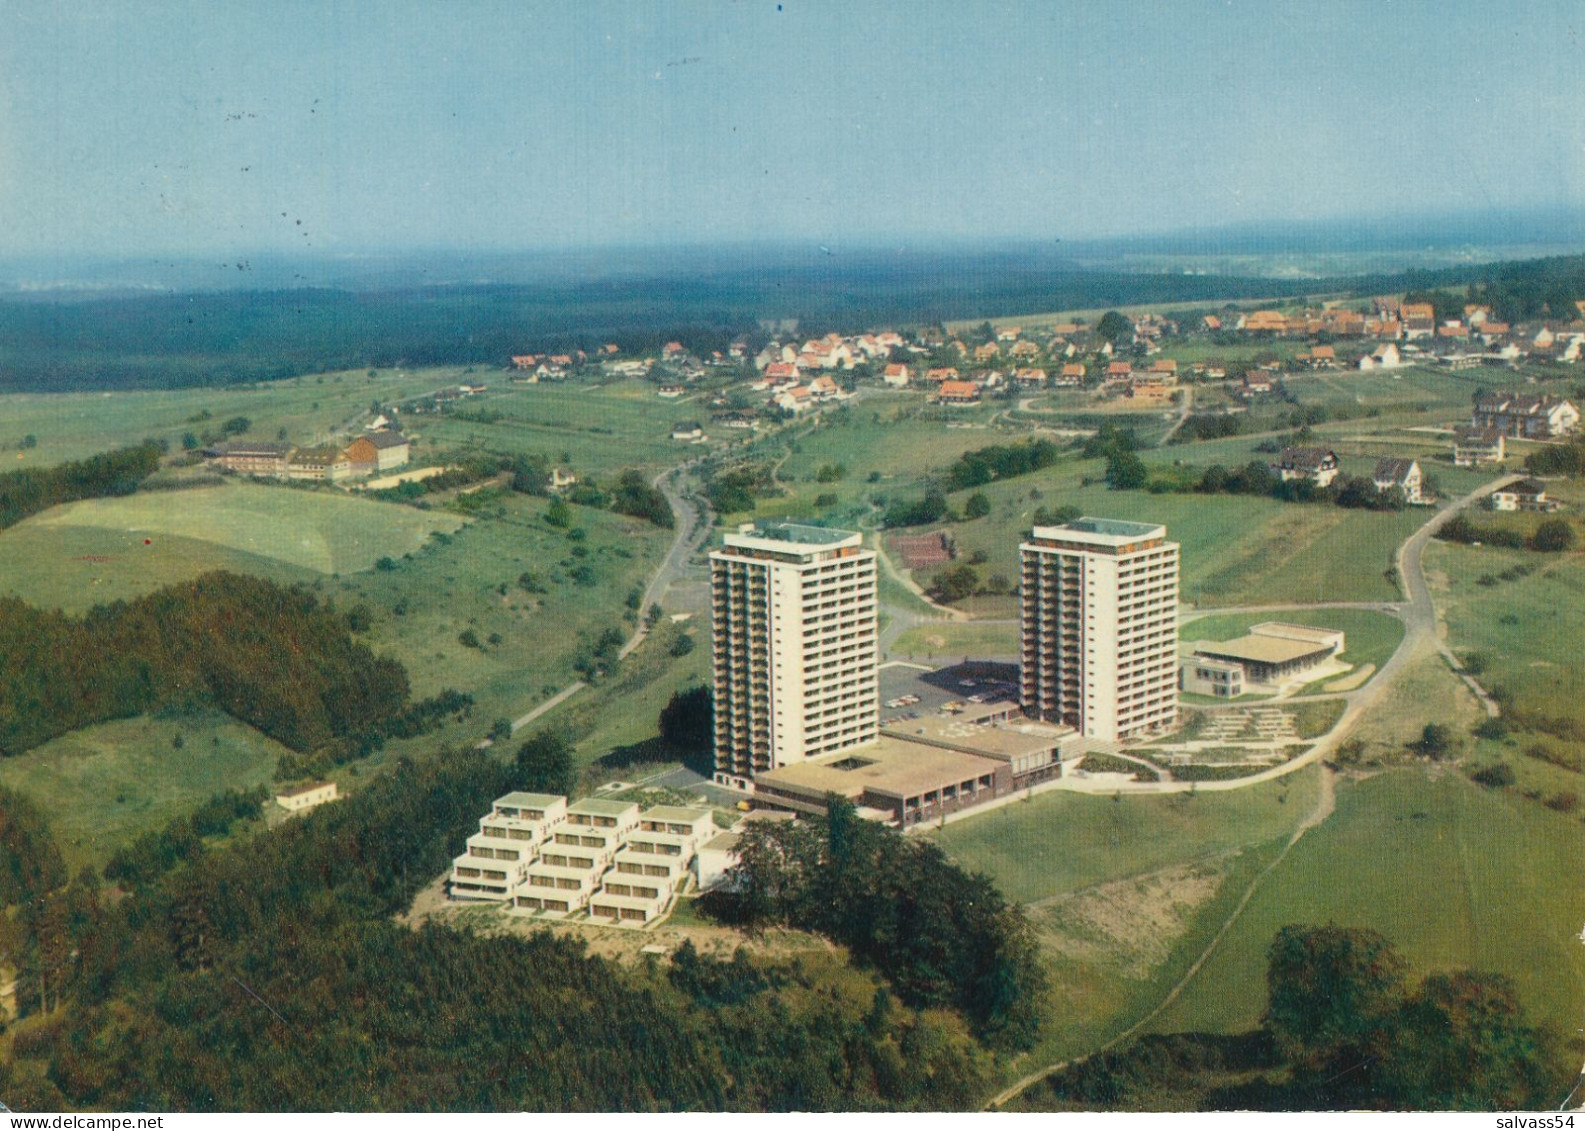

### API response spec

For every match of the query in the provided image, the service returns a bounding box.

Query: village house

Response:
[1104,360,1133,384]
[808,375,840,400]
[1400,302,1436,339]
[656,384,686,398]
[1054,363,1086,387]
[276,781,339,814]
[1147,358,1178,383]
[774,385,814,414]
[1372,457,1424,504]
[881,362,910,387]
[1452,426,1505,467]
[1014,368,1047,388]
[671,421,705,442]
[1272,447,1340,488]
[1242,310,1290,334]
[1472,392,1580,439]
[1358,342,1402,370]
[1489,478,1559,513]
[936,380,982,406]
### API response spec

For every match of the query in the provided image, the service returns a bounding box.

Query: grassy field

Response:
[328,491,669,717]
[1429,541,1585,727]
[0,708,285,872]
[1145,767,1585,1039]
[930,470,1421,610]
[0,367,475,469]
[892,620,1020,660]
[931,767,1318,906]
[0,482,464,610]
[930,769,1318,1068]
[416,378,728,479]
[1180,608,1405,675]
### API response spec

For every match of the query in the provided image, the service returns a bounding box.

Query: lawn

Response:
[1429,540,1585,729]
[1180,608,1406,676]
[0,482,464,610]
[416,379,726,479]
[926,470,1422,611]
[930,770,1317,1072]
[1145,767,1585,1040]
[0,366,464,470]
[892,620,1019,660]
[930,766,1318,906]
[0,708,285,872]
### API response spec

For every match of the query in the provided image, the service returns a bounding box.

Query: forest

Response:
[701,797,1047,1051]
[0,442,163,529]
[0,252,1579,392]
[0,572,412,756]
[0,747,1001,1112]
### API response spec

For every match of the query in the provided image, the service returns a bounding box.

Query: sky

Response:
[1,0,1581,259]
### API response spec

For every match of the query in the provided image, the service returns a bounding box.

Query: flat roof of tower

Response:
[741,522,858,545]
[1027,516,1169,548]
[1061,517,1163,537]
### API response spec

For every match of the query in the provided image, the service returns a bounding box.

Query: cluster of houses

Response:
[448,791,728,927]
[498,292,1585,443]
[1269,446,1426,503]
[205,426,410,483]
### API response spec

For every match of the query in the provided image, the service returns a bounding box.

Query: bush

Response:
[1470,763,1515,789]
[1530,518,1575,553]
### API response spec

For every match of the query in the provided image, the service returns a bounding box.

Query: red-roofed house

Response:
[936,380,982,406]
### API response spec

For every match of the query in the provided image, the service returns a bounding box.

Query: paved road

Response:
[987,474,1521,1108]
[619,461,712,660]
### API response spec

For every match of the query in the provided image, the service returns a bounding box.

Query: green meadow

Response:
[0,708,285,872]
[1146,768,1585,1039]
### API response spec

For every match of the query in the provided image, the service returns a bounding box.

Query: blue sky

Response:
[1,0,1581,257]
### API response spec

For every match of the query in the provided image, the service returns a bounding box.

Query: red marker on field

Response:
[144,539,152,545]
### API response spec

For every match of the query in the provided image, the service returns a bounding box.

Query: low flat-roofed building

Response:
[637,806,715,853]
[695,831,743,890]
[880,711,1079,783]
[588,890,669,926]
[276,781,338,813]
[612,846,692,885]
[1180,656,1246,698]
[543,823,628,869]
[1191,622,1344,685]
[754,733,1011,827]
[566,797,641,837]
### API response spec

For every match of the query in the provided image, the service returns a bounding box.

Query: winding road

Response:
[985,472,1520,1107]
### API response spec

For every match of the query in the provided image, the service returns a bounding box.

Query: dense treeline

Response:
[3,251,1576,392]
[2,749,996,1111]
[102,787,271,888]
[610,470,675,528]
[0,572,412,756]
[1018,925,1565,1111]
[1435,512,1575,553]
[701,797,1046,1050]
[0,786,66,907]
[0,442,162,529]
[944,438,1062,491]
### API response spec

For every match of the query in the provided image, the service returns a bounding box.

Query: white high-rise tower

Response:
[710,523,879,785]
[1020,517,1179,741]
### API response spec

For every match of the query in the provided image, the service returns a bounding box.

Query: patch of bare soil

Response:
[1033,862,1225,976]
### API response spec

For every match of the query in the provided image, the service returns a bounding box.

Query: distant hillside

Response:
[0,250,1579,393]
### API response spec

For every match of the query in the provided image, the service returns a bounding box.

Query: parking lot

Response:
[878,660,1021,725]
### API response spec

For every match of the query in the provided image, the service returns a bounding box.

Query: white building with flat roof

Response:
[449,792,567,901]
[711,522,879,785]
[1020,517,1180,742]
